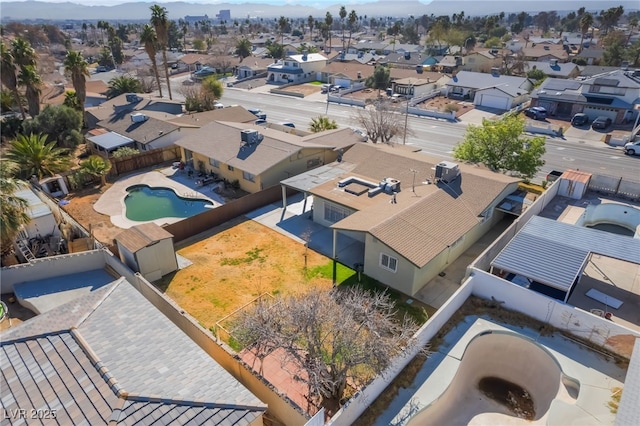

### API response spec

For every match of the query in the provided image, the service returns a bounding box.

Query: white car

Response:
[624,140,640,156]
[214,102,224,109]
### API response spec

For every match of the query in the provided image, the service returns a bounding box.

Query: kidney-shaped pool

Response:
[124,184,214,221]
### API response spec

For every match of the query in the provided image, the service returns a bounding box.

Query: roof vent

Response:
[435,161,460,184]
[241,129,262,145]
[131,113,148,123]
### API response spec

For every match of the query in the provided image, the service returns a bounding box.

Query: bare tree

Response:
[232,287,420,413]
[353,99,409,144]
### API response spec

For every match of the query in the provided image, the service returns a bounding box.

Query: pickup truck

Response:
[546,170,563,182]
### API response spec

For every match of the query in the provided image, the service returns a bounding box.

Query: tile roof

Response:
[115,222,174,253]
[310,143,519,267]
[0,278,266,425]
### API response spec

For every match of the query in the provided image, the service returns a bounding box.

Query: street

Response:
[114,72,640,184]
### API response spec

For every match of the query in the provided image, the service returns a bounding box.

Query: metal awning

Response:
[492,216,640,294]
[88,132,134,151]
[280,162,355,192]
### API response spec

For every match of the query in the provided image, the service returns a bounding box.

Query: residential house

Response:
[460,50,502,73]
[530,69,640,123]
[391,77,439,97]
[524,60,581,79]
[43,80,108,108]
[237,56,273,79]
[436,55,463,73]
[378,51,431,70]
[168,106,258,131]
[320,61,371,88]
[96,111,182,151]
[574,47,605,65]
[179,53,214,73]
[329,50,380,65]
[85,93,184,129]
[0,251,267,425]
[521,43,569,63]
[174,121,364,193]
[579,65,620,77]
[445,70,533,110]
[287,143,520,296]
[267,52,327,83]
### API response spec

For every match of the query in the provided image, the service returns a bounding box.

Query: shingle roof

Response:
[310,144,519,267]
[175,121,363,176]
[447,71,531,94]
[97,114,180,145]
[168,106,257,127]
[0,278,266,425]
[115,222,174,253]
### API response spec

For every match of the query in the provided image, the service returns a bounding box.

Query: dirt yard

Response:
[154,217,338,330]
[420,95,474,118]
[282,83,322,97]
[60,183,123,246]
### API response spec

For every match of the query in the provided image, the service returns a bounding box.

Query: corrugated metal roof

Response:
[492,216,640,292]
[15,186,51,219]
[87,131,134,150]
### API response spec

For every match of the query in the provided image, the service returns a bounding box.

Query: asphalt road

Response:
[137,73,640,184]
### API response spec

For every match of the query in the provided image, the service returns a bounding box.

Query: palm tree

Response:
[308,15,314,41]
[579,13,593,53]
[79,155,112,187]
[309,116,338,133]
[0,41,24,119]
[347,10,358,52]
[235,38,252,60]
[278,16,288,57]
[63,50,89,126]
[62,90,81,111]
[106,76,142,99]
[150,4,172,100]
[325,12,334,52]
[6,134,71,179]
[140,24,163,98]
[0,160,30,258]
[339,6,347,50]
[18,65,41,117]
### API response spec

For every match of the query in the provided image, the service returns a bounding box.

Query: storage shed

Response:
[115,223,178,281]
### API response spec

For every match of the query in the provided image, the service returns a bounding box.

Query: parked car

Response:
[321,84,331,93]
[591,116,612,129]
[571,113,589,126]
[280,122,295,128]
[352,128,368,142]
[193,66,216,78]
[248,108,267,120]
[524,106,547,120]
[96,65,108,72]
[624,140,640,156]
[255,119,267,125]
[214,102,224,109]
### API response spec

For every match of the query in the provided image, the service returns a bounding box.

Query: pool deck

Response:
[376,317,627,426]
[94,166,225,229]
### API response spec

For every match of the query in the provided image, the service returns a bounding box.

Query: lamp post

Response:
[410,168,418,193]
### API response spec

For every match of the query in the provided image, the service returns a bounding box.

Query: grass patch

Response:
[309,81,324,86]
[221,247,266,266]
[306,261,356,283]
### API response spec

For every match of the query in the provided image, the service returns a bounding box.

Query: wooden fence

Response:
[164,185,296,243]
[109,146,181,176]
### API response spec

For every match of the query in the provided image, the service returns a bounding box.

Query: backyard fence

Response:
[164,185,296,244]
[109,146,181,177]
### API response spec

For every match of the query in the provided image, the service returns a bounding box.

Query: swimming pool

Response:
[124,185,213,221]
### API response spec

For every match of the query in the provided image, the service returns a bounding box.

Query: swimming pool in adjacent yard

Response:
[124,184,213,221]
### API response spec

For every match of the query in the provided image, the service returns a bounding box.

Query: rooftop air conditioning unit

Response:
[241,129,262,145]
[435,161,460,184]
[130,113,148,123]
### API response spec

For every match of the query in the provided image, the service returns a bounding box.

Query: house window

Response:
[243,171,255,182]
[324,203,350,223]
[227,165,235,171]
[379,253,398,273]
[209,158,219,168]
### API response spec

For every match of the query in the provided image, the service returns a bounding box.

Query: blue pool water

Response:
[124,185,212,221]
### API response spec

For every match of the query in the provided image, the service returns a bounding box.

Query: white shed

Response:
[115,223,178,281]
[16,186,61,239]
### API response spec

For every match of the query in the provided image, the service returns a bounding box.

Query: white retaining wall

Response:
[470,269,640,358]
[327,281,474,425]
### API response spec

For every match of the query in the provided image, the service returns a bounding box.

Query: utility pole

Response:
[403,81,414,145]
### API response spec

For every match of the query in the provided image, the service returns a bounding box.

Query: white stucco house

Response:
[446,70,533,110]
[267,53,327,83]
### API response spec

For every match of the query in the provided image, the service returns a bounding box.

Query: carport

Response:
[491,216,640,302]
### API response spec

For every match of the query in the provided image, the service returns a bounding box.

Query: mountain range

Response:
[1,0,637,22]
